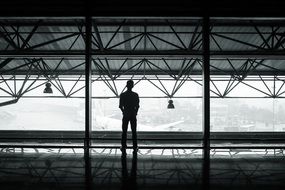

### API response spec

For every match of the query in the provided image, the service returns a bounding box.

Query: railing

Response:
[0,131,285,149]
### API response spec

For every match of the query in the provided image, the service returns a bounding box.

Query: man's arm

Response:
[119,94,124,113]
[135,93,140,115]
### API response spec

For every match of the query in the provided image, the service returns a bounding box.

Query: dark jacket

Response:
[119,91,140,116]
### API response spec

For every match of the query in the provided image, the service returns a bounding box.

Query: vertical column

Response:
[85,15,92,189]
[202,16,210,189]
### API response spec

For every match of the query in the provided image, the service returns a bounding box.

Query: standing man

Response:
[119,80,140,153]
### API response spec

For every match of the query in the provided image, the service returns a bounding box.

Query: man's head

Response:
[126,80,134,90]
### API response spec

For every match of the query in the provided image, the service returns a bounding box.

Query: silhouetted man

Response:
[119,80,139,152]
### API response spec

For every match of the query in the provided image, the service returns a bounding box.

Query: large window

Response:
[0,17,285,147]
[0,98,84,131]
[209,19,285,147]
[91,74,203,132]
[211,98,285,132]
[92,98,202,132]
[0,74,86,144]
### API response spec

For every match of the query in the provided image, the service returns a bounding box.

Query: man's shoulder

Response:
[120,91,138,96]
[131,91,139,97]
[120,91,127,97]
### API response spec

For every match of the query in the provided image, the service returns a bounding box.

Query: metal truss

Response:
[0,59,87,105]
[1,18,285,59]
[0,17,285,101]
[210,59,285,98]
[1,58,285,100]
[0,19,284,100]
[92,57,202,98]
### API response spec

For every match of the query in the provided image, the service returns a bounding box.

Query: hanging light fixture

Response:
[43,82,53,94]
[167,99,175,109]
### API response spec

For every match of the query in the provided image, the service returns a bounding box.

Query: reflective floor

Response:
[0,148,285,190]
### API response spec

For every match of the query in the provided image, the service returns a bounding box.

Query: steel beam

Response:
[84,15,92,190]
[1,50,285,59]
[2,70,285,77]
[202,16,210,190]
[0,98,18,107]
[3,19,285,27]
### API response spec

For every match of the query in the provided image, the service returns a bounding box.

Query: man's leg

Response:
[130,116,137,150]
[121,116,129,149]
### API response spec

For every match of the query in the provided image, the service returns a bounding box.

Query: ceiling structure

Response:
[0,17,285,100]
[1,17,285,77]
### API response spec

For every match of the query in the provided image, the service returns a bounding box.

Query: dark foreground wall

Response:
[1,0,285,16]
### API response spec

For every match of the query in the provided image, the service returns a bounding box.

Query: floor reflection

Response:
[1,148,285,190]
[0,148,85,190]
[91,148,203,190]
[121,151,137,190]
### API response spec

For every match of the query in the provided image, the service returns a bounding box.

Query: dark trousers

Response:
[121,115,137,148]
